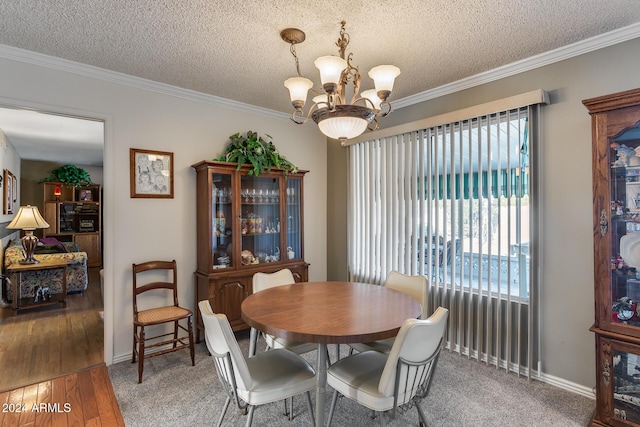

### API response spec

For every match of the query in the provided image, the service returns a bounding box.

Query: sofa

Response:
[4,238,89,300]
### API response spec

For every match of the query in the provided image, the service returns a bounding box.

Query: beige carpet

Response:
[109,330,595,426]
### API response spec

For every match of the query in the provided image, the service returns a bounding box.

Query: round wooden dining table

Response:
[241,281,421,427]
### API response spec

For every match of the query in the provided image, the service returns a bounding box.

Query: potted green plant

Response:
[39,165,92,186]
[217,131,298,176]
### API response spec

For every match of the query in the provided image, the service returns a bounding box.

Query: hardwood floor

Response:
[0,365,124,426]
[0,267,104,393]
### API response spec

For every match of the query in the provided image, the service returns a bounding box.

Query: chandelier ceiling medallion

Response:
[281,21,400,144]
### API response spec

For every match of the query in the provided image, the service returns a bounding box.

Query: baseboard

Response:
[538,371,596,400]
[112,353,131,364]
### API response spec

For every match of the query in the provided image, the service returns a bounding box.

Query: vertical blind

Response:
[347,92,546,378]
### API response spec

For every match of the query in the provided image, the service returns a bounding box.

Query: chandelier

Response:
[281,21,400,144]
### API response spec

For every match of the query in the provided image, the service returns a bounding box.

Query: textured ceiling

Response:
[0,0,639,165]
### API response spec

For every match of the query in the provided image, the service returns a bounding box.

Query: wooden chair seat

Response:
[137,305,191,324]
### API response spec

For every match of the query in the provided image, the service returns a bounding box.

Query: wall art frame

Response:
[3,169,15,214]
[130,148,174,198]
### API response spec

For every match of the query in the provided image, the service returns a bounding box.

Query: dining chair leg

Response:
[377,411,387,427]
[327,389,339,427]
[137,326,145,383]
[288,397,293,420]
[173,320,178,348]
[305,391,315,427]
[245,405,256,427]
[415,402,428,427]
[216,396,231,427]
[188,317,195,366]
[248,328,258,357]
[131,328,137,363]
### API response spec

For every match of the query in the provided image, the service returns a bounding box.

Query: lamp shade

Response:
[311,105,375,141]
[361,89,382,110]
[318,116,368,140]
[284,76,313,104]
[314,56,347,85]
[368,65,401,92]
[7,205,50,230]
[312,93,328,105]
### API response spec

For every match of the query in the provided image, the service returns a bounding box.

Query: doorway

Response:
[0,105,106,392]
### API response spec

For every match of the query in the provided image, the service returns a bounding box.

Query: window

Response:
[423,112,530,301]
[347,92,545,377]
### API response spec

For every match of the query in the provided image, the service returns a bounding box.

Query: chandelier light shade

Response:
[314,56,348,87]
[314,105,374,140]
[284,76,313,107]
[281,21,400,144]
[360,89,382,111]
[7,205,50,264]
[368,65,401,98]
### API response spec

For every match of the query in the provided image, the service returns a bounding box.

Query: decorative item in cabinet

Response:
[42,182,102,267]
[191,160,308,337]
[585,88,640,426]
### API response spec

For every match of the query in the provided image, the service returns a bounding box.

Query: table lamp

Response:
[7,205,50,264]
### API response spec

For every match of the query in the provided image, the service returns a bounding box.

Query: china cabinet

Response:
[42,182,102,267]
[191,160,308,339]
[585,88,640,426]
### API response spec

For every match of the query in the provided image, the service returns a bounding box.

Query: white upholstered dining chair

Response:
[198,300,316,427]
[348,271,428,355]
[249,268,317,357]
[327,307,449,427]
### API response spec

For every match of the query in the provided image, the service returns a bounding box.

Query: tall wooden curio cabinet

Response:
[585,88,640,426]
[42,182,102,267]
[191,161,309,340]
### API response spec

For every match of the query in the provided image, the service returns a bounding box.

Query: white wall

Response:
[0,52,327,363]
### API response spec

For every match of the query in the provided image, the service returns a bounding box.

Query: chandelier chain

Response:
[290,44,302,77]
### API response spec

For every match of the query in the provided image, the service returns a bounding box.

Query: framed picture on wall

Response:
[3,169,14,214]
[130,148,174,198]
[11,173,17,202]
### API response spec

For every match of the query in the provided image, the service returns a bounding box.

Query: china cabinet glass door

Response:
[286,177,302,260]
[211,172,233,269]
[611,130,640,329]
[612,344,640,424]
[240,175,281,265]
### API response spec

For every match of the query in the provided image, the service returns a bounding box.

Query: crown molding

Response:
[1,21,639,117]
[0,43,289,121]
[393,22,640,110]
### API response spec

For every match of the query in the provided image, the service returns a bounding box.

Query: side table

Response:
[6,260,68,314]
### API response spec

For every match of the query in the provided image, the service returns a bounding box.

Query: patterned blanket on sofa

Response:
[4,239,89,300]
